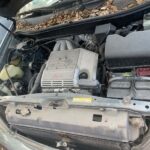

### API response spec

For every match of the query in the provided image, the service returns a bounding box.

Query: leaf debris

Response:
[16,0,145,31]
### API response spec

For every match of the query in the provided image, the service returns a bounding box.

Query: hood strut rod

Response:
[0,18,16,37]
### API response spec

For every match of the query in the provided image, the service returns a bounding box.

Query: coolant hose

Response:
[30,63,46,94]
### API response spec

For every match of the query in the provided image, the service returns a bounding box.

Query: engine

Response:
[1,24,150,100]
[0,35,101,96]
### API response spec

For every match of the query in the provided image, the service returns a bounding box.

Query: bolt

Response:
[20,108,31,116]
[123,96,131,104]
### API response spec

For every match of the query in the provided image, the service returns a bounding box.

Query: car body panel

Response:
[0,117,57,150]
[0,0,31,17]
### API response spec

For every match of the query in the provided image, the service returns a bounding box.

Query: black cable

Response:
[35,34,73,44]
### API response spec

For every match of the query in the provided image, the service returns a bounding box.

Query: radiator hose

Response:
[30,63,46,94]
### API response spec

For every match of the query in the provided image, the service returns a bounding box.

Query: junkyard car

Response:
[0,0,150,150]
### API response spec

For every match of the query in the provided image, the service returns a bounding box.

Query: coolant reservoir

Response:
[0,65,24,81]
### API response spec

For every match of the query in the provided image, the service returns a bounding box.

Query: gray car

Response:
[0,0,150,150]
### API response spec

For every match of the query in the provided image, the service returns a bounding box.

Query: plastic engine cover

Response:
[41,48,98,91]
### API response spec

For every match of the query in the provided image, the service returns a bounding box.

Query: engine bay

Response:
[2,16,150,150]
[2,21,150,101]
[0,34,101,96]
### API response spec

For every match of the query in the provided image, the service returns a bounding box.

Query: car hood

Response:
[0,0,148,19]
[0,0,31,18]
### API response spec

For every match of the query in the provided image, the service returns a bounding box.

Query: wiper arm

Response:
[18,0,77,17]
[18,7,55,17]
[18,0,105,18]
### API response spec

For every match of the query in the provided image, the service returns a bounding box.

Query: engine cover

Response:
[41,48,98,91]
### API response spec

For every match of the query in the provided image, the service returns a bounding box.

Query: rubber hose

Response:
[30,63,46,94]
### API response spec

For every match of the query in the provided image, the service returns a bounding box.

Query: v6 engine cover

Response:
[41,48,98,91]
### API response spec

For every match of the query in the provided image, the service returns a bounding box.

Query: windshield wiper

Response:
[18,7,55,17]
[18,0,77,17]
[18,0,104,18]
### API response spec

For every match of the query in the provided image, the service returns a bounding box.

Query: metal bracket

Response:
[1,93,150,115]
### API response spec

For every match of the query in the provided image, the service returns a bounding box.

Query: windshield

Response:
[19,0,59,13]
